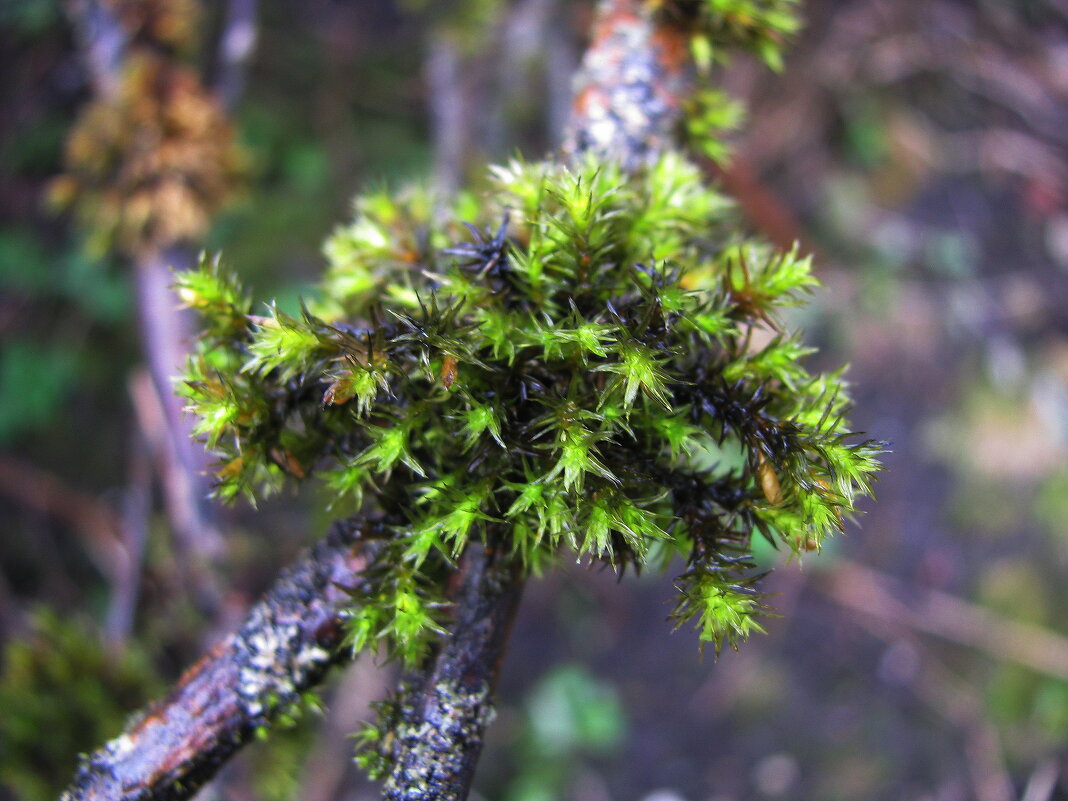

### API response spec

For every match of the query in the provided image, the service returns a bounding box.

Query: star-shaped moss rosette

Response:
[178,152,881,663]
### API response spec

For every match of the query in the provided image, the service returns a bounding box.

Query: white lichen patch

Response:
[105,733,136,760]
[383,677,494,801]
[296,645,331,668]
[234,602,336,728]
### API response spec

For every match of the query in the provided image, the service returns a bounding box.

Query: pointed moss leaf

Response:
[596,342,672,410]
[359,423,425,478]
[459,402,504,449]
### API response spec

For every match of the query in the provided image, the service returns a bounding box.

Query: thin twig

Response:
[103,378,154,647]
[817,558,1068,681]
[427,33,469,203]
[544,0,579,148]
[129,279,225,618]
[1021,759,1060,801]
[67,0,127,99]
[60,519,382,801]
[213,0,259,112]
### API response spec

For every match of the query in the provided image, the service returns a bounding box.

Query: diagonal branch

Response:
[59,519,383,801]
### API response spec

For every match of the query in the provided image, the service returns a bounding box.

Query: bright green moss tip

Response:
[178,150,882,664]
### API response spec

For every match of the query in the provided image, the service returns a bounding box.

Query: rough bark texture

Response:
[383,545,525,801]
[562,0,693,169]
[59,520,380,801]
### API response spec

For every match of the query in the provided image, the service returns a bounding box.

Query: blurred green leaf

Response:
[506,664,625,801]
[0,340,79,444]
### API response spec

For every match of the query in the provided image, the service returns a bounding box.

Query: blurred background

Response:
[2,1,1068,800]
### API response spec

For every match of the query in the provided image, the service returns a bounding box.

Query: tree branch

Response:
[817,558,1068,682]
[213,0,259,112]
[67,0,128,99]
[383,543,525,801]
[59,519,382,801]
[562,0,693,169]
[133,246,225,610]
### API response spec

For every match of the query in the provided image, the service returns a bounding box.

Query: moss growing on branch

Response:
[179,150,881,669]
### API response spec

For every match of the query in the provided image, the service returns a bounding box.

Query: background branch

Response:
[213,0,259,112]
[133,245,225,612]
[67,0,128,100]
[818,558,1068,681]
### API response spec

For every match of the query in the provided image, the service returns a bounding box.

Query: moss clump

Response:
[0,610,162,801]
[661,0,803,72]
[179,150,881,662]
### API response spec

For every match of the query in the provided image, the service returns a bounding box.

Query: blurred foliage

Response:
[399,0,504,45]
[0,610,163,801]
[242,694,323,801]
[52,51,243,257]
[0,226,131,445]
[667,0,802,72]
[506,664,625,801]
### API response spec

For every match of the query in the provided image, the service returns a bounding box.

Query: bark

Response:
[59,519,382,801]
[562,0,694,169]
[383,544,525,801]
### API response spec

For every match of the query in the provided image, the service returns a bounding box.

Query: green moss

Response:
[669,0,803,72]
[0,610,163,801]
[179,149,881,666]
